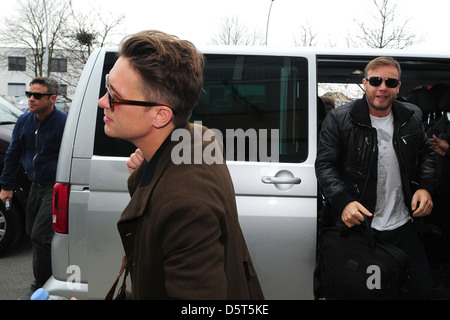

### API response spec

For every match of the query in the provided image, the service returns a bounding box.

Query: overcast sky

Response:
[4,0,450,51]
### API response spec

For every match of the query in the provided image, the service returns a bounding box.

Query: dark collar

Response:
[139,134,172,187]
[349,94,415,126]
[138,122,188,187]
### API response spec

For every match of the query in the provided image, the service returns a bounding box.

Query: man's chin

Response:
[372,105,390,112]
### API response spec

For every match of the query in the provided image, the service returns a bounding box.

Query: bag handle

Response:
[105,256,128,300]
[339,215,376,249]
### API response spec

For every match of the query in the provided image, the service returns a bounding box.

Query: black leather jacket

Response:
[315,95,437,221]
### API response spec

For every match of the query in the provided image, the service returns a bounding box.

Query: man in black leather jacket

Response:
[315,57,437,299]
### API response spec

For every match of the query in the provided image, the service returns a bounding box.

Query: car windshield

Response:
[0,96,23,123]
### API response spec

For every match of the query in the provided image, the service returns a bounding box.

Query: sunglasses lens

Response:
[105,74,114,111]
[368,77,383,87]
[25,92,43,99]
[368,77,399,88]
[106,88,114,111]
[385,78,399,88]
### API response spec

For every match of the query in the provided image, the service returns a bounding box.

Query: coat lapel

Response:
[118,139,173,223]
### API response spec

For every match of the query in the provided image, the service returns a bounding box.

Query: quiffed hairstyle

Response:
[365,56,402,80]
[119,30,205,127]
[365,57,402,80]
[30,77,60,96]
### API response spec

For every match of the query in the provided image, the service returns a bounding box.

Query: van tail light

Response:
[53,183,70,234]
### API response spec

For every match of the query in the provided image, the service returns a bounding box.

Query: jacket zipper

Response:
[399,130,419,145]
[360,136,370,166]
[32,122,40,182]
[351,117,377,201]
[394,113,415,205]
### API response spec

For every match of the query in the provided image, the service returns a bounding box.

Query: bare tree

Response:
[0,0,70,77]
[349,0,422,49]
[293,22,318,47]
[58,3,124,89]
[64,2,125,66]
[0,0,124,100]
[210,16,264,46]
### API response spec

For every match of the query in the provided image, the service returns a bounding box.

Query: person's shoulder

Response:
[54,108,68,119]
[16,111,33,125]
[326,100,354,123]
[398,100,421,112]
[395,100,423,122]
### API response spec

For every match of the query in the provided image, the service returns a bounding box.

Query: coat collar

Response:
[118,123,192,223]
[349,94,416,127]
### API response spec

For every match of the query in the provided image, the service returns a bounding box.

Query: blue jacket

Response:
[1,108,67,190]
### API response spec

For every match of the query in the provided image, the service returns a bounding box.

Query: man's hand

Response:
[341,201,373,228]
[0,189,13,204]
[430,134,449,157]
[126,148,144,174]
[411,189,433,217]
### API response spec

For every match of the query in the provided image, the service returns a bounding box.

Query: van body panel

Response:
[227,162,317,196]
[72,52,106,159]
[55,48,102,182]
[86,190,127,298]
[86,158,129,298]
[237,196,316,299]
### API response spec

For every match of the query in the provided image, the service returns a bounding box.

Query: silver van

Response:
[44,46,450,299]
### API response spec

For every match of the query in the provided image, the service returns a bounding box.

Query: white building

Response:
[0,46,84,111]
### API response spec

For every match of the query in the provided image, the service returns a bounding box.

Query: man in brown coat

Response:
[98,30,264,300]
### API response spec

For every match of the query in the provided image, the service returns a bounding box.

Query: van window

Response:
[94,52,309,163]
[194,54,309,163]
[94,52,137,157]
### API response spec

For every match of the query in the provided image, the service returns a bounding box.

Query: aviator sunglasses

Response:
[105,74,175,114]
[25,91,54,100]
[366,77,400,89]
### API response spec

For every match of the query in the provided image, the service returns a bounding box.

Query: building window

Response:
[8,56,26,71]
[51,58,67,73]
[59,84,67,96]
[8,83,26,96]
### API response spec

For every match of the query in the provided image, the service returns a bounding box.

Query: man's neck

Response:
[138,124,176,162]
[35,106,54,122]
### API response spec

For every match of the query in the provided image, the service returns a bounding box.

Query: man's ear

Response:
[153,106,174,128]
[50,95,58,104]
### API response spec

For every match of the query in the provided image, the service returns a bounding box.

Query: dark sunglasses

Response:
[366,77,400,89]
[105,74,175,114]
[25,91,54,100]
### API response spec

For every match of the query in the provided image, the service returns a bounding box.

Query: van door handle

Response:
[261,170,301,185]
[261,176,301,184]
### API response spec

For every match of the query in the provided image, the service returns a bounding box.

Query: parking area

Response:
[0,236,33,300]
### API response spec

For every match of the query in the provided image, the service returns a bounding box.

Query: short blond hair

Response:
[365,56,401,79]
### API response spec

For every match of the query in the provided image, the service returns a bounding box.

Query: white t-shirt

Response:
[370,112,411,231]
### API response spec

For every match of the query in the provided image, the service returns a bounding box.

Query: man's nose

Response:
[98,93,110,109]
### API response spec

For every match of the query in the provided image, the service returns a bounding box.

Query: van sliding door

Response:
[195,52,317,299]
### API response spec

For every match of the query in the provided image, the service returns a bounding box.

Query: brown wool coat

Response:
[117,123,264,300]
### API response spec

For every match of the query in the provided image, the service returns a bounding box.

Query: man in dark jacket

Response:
[98,30,264,299]
[315,57,436,299]
[0,77,67,299]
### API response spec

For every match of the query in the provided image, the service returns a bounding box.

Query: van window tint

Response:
[94,52,137,157]
[193,55,308,163]
[94,53,309,163]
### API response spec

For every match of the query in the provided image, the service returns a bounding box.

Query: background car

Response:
[14,96,29,113]
[0,96,31,255]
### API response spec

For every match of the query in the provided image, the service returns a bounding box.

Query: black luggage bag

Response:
[314,220,410,299]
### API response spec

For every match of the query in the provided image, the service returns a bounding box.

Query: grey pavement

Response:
[0,236,34,300]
